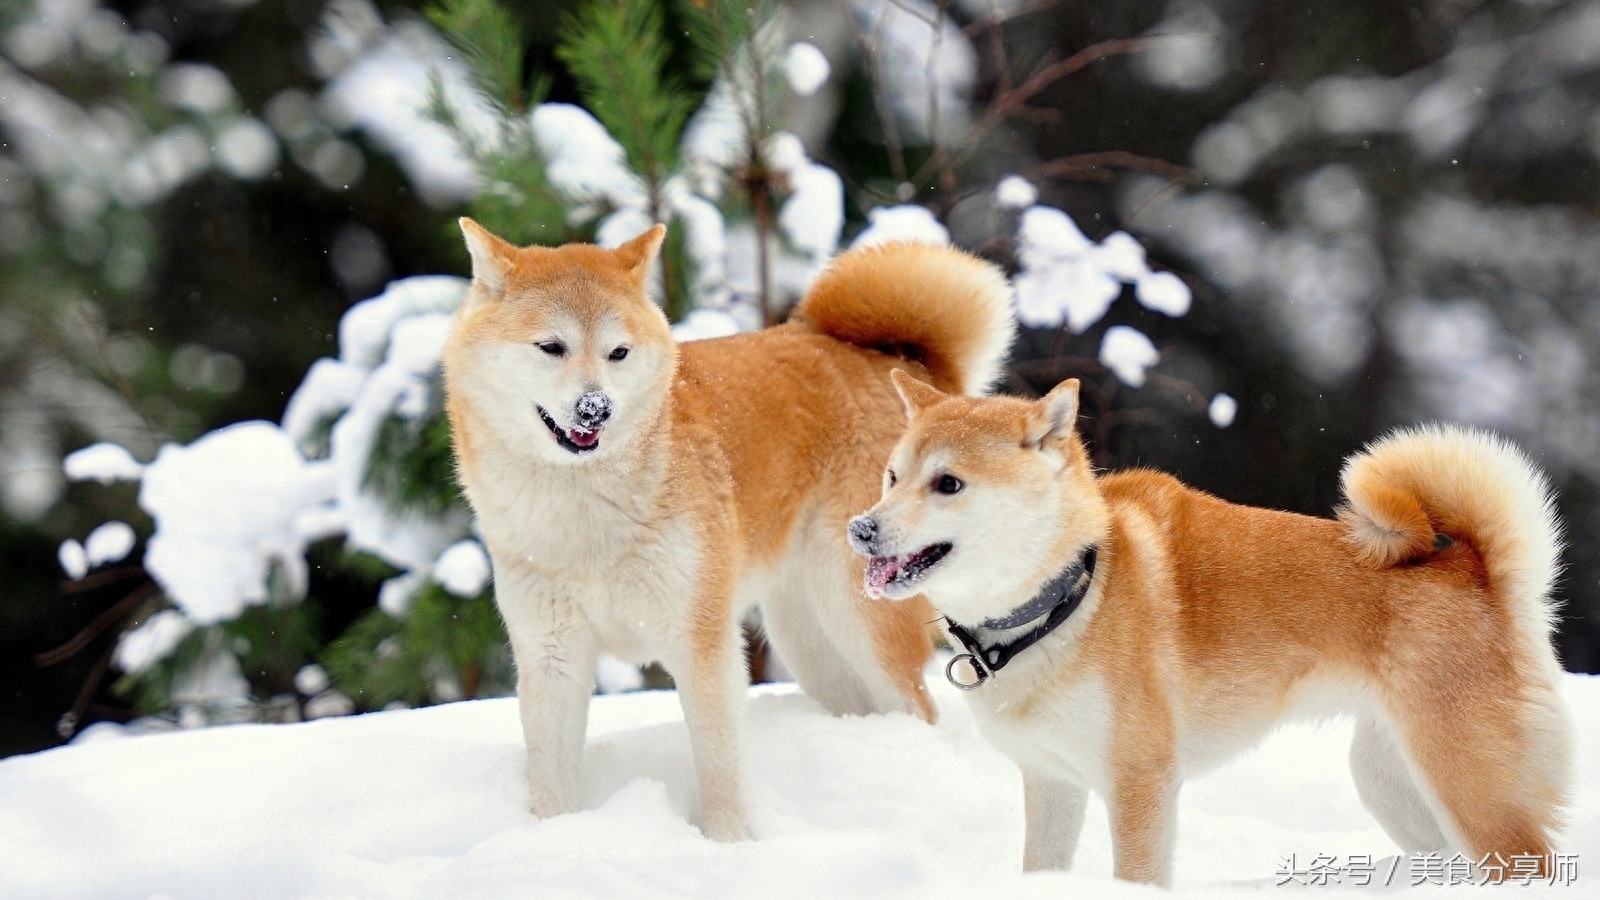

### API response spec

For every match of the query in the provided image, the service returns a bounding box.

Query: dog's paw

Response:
[700,816,751,843]
[527,791,572,821]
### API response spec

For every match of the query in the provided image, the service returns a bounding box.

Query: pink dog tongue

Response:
[568,427,600,447]
[865,555,904,597]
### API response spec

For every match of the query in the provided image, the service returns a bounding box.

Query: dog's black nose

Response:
[575,391,612,429]
[847,516,878,552]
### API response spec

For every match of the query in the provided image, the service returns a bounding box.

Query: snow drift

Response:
[2,668,1595,899]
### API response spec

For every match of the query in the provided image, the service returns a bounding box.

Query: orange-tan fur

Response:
[441,220,1015,840]
[854,374,1573,884]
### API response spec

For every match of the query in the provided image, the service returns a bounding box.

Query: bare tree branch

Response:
[1028,150,1193,184]
[37,581,159,668]
[61,565,148,594]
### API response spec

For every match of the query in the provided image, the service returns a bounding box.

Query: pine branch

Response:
[36,581,159,667]
[324,585,512,709]
[557,0,696,210]
[677,0,781,320]
[677,0,769,84]
[117,625,212,715]
[426,0,529,118]
[424,0,567,246]
[362,409,465,519]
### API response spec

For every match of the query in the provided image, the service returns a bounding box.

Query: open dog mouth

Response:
[865,542,952,598]
[536,405,602,454]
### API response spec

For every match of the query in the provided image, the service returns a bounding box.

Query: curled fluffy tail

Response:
[793,242,1016,395]
[1338,424,1563,638]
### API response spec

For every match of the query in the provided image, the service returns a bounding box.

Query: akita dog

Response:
[442,221,1014,840]
[849,372,1573,884]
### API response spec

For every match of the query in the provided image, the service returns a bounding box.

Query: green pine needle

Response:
[117,623,213,715]
[557,0,696,196]
[426,0,528,117]
[226,601,322,696]
[323,583,513,709]
[362,410,464,519]
[117,596,321,715]
[423,0,568,247]
[676,0,772,85]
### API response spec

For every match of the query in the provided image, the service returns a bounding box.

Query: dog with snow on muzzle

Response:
[442,221,1015,842]
[849,370,1573,885]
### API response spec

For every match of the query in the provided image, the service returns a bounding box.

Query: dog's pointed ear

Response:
[613,223,667,281]
[1026,378,1080,447]
[460,217,516,296]
[891,369,947,420]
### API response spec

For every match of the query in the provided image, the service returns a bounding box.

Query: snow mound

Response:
[1100,325,1161,388]
[62,441,144,484]
[783,42,830,97]
[83,520,136,567]
[432,539,490,598]
[139,421,337,625]
[995,175,1037,209]
[1209,393,1239,428]
[2,670,1595,899]
[851,205,951,248]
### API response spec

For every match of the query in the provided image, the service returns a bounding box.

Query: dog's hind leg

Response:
[762,550,937,720]
[1349,715,1449,853]
[759,579,878,717]
[667,594,751,842]
[1379,660,1570,874]
[1022,769,1089,872]
[497,566,598,819]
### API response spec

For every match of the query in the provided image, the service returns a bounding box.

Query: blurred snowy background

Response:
[4,0,1600,755]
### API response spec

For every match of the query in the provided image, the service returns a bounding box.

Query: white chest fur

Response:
[465,445,703,664]
[967,667,1115,793]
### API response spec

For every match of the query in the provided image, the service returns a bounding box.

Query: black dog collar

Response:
[943,546,1099,690]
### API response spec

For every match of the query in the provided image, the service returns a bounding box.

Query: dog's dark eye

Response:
[537,341,566,357]
[933,474,964,495]
[886,470,897,487]
[609,346,629,361]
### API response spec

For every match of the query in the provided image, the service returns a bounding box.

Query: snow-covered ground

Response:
[3,667,1595,899]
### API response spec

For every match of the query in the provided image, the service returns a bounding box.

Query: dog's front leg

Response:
[1108,766,1180,886]
[497,566,598,819]
[667,611,750,842]
[1021,768,1089,872]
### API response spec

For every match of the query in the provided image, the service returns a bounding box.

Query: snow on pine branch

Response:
[851,205,950,247]
[1099,325,1160,388]
[531,103,649,217]
[136,421,337,626]
[765,133,845,262]
[783,42,831,97]
[321,290,470,577]
[62,443,144,484]
[1004,193,1194,390]
[320,2,856,321]
[1013,205,1192,333]
[61,276,475,677]
[320,13,489,204]
[433,539,491,598]
[56,521,137,582]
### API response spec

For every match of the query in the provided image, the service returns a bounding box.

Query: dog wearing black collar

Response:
[848,370,1572,886]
